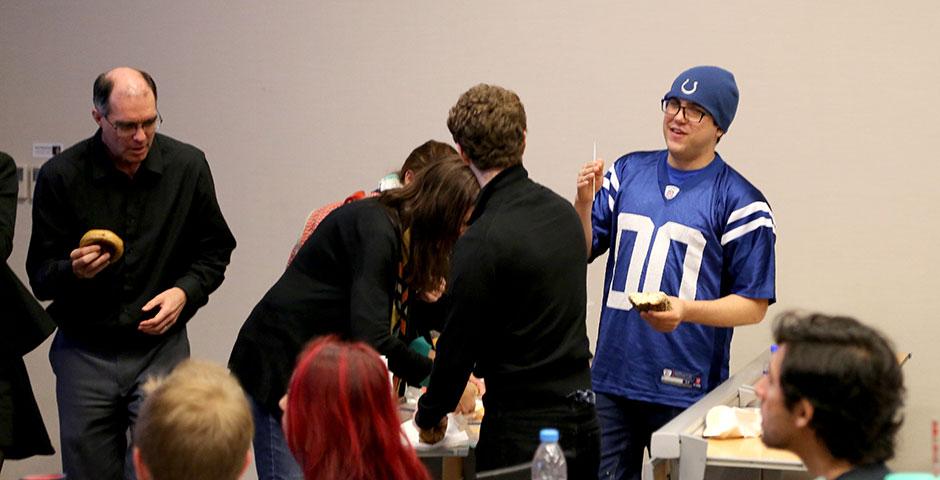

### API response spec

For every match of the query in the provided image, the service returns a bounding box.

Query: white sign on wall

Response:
[32,142,63,159]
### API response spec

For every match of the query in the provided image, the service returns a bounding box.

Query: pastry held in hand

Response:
[79,229,125,262]
[628,291,671,312]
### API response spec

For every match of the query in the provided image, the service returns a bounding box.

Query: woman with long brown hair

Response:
[229,146,479,479]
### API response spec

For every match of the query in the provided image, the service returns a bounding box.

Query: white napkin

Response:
[401,413,470,451]
[702,406,762,439]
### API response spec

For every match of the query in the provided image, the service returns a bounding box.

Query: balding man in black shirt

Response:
[27,67,235,479]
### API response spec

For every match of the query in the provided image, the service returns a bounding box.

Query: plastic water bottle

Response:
[531,428,567,479]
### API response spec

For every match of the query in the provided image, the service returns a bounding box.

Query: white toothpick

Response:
[586,140,597,312]
[592,141,597,194]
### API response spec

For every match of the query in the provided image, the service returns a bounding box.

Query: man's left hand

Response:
[640,296,685,333]
[139,287,187,335]
[455,381,478,415]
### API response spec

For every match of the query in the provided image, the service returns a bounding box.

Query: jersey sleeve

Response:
[590,158,625,261]
[720,197,777,303]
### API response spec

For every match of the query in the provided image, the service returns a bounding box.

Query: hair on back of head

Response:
[447,83,526,170]
[285,335,431,480]
[773,311,904,465]
[134,360,253,480]
[380,156,478,295]
[399,140,458,181]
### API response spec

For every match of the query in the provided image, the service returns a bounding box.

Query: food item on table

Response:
[702,405,762,439]
[628,291,671,312]
[471,400,485,422]
[418,416,448,444]
[79,229,125,262]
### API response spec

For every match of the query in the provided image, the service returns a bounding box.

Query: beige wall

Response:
[2,1,938,478]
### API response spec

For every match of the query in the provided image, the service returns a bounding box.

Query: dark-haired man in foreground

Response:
[756,312,904,480]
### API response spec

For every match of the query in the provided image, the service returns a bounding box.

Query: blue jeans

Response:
[250,397,303,480]
[596,392,685,480]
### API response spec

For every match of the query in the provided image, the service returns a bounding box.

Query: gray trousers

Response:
[49,328,189,480]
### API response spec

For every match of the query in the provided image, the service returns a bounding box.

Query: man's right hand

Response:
[70,244,111,279]
[455,381,479,415]
[575,159,604,255]
[575,159,604,205]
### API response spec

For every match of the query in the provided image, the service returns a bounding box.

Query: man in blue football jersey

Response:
[575,66,776,480]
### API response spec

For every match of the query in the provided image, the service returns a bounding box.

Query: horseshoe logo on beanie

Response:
[681,79,698,95]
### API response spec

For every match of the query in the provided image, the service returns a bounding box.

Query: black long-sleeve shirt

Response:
[228,198,433,412]
[26,131,236,349]
[0,152,16,260]
[1,151,56,459]
[3,150,54,358]
[416,165,593,429]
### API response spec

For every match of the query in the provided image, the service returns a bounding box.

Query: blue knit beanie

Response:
[663,66,738,132]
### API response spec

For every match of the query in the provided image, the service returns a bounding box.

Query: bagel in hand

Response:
[79,229,125,262]
[628,291,672,312]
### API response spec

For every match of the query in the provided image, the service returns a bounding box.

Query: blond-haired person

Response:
[133,360,253,480]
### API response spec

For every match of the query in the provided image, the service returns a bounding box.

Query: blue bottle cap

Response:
[539,428,560,442]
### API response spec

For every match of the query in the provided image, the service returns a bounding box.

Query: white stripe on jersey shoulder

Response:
[607,165,620,193]
[727,201,772,224]
[604,164,620,213]
[721,217,776,246]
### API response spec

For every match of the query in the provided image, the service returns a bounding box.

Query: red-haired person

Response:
[281,336,431,480]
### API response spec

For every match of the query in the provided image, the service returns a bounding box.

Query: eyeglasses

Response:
[662,99,707,123]
[103,112,162,137]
